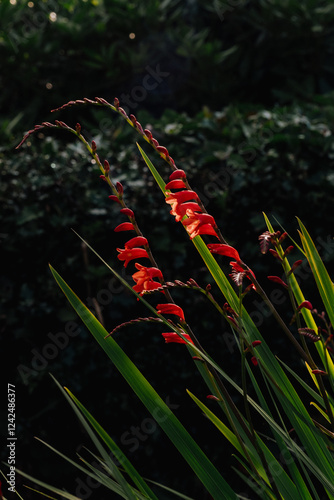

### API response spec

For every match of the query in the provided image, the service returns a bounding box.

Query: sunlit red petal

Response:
[169,169,187,180]
[114,222,135,232]
[156,303,185,321]
[117,248,149,267]
[162,332,193,344]
[125,236,148,249]
[207,244,240,261]
[165,179,187,190]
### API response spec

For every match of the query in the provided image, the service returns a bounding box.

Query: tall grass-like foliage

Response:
[11,97,334,499]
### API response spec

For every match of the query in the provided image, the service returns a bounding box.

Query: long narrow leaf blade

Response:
[49,265,238,500]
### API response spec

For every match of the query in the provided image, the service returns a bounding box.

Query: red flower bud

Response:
[104,159,110,173]
[251,356,258,366]
[114,97,119,109]
[116,181,124,195]
[311,369,328,376]
[120,208,134,218]
[129,114,137,124]
[288,260,303,276]
[206,395,219,401]
[114,222,135,232]
[267,276,289,289]
[165,179,187,190]
[283,245,294,257]
[75,123,81,133]
[297,300,313,312]
[152,138,159,148]
[108,195,121,204]
[156,145,169,157]
[169,169,186,181]
[91,140,97,153]
[144,129,153,140]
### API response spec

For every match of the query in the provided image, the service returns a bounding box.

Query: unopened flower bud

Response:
[91,140,97,153]
[116,181,124,195]
[75,123,81,134]
[104,159,110,173]
[144,129,153,140]
[114,97,120,109]
[157,145,169,157]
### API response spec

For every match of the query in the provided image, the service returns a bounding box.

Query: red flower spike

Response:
[144,129,153,140]
[251,356,258,366]
[297,300,313,312]
[258,231,273,254]
[165,179,187,190]
[156,145,169,157]
[207,244,240,261]
[162,332,194,344]
[109,195,121,204]
[156,303,185,322]
[120,208,134,218]
[311,369,328,376]
[267,276,289,289]
[116,181,124,195]
[169,169,187,181]
[117,248,149,267]
[114,222,135,232]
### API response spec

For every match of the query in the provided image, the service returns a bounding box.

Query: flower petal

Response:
[114,222,135,232]
[156,303,185,321]
[207,244,240,261]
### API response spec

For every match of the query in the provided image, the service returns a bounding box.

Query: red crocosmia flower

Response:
[162,332,194,344]
[169,169,186,180]
[124,236,148,249]
[156,303,185,321]
[165,179,187,190]
[114,222,135,232]
[117,248,149,267]
[230,261,256,287]
[182,211,217,239]
[120,208,134,217]
[166,190,199,207]
[251,356,258,366]
[132,263,163,295]
[169,201,202,222]
[207,244,240,261]
[267,276,289,289]
[297,300,313,311]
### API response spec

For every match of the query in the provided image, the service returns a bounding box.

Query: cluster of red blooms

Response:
[112,195,192,344]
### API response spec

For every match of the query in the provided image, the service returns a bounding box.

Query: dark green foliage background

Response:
[1,0,334,498]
